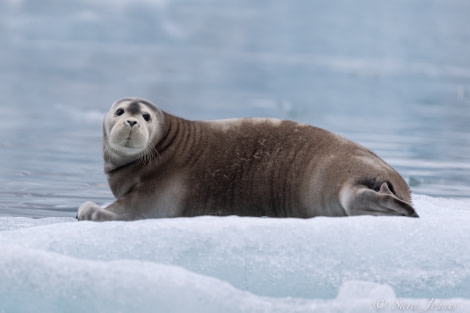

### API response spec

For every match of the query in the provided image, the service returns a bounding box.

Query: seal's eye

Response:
[116,108,125,116]
[143,113,151,122]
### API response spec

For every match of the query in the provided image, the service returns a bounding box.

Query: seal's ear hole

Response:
[143,113,151,122]
[116,108,124,116]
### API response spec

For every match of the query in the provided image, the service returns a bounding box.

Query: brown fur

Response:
[77,98,418,221]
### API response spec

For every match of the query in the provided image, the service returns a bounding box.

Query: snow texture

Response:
[0,195,469,312]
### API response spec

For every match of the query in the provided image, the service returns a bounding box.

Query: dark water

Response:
[1,0,469,217]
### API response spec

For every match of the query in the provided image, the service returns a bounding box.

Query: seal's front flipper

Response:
[77,201,121,221]
[341,182,419,217]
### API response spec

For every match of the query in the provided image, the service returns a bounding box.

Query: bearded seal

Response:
[77,97,418,221]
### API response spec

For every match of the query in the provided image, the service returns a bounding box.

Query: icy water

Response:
[1,0,470,217]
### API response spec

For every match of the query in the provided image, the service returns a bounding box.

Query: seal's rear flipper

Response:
[341,182,419,217]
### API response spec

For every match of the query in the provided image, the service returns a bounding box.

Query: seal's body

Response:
[77,98,418,221]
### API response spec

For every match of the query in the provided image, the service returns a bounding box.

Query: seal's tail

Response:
[341,182,419,217]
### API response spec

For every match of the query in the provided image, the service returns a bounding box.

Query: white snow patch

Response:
[0,195,469,312]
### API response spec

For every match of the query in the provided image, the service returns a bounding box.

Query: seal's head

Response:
[103,98,164,170]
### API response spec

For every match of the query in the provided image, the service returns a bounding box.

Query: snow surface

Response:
[1,195,469,313]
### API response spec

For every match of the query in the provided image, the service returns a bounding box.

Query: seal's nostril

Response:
[127,120,138,127]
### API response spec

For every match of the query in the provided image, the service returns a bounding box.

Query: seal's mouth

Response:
[108,123,149,154]
[121,132,147,151]
[122,129,136,144]
[123,137,135,148]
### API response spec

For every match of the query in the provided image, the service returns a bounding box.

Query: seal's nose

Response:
[127,120,138,127]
